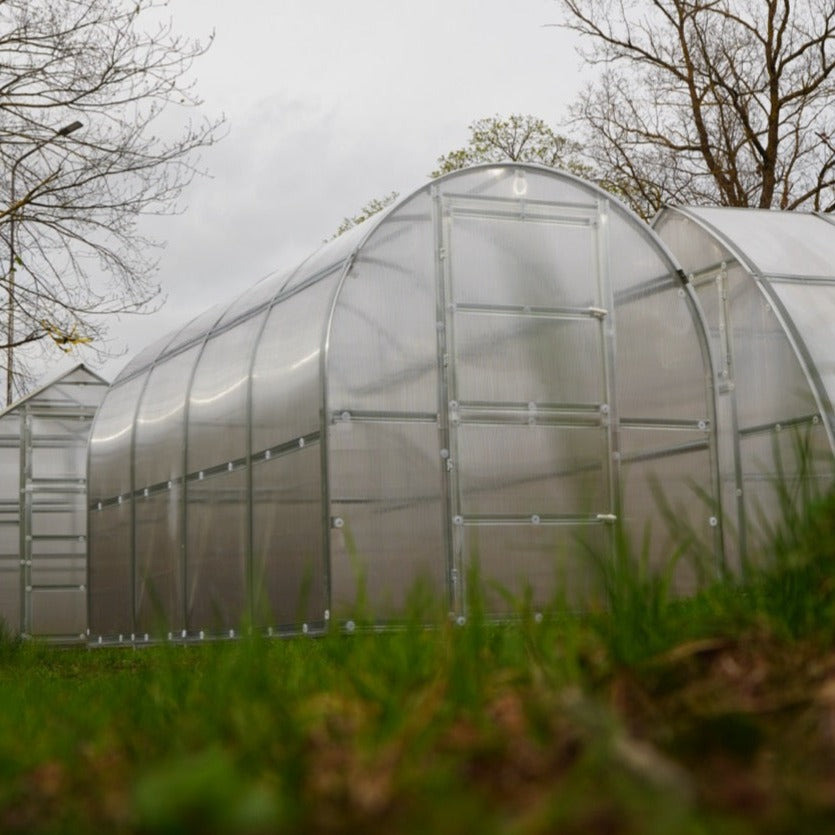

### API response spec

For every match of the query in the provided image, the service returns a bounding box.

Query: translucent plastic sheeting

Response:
[282,221,369,295]
[88,375,145,501]
[619,447,719,592]
[454,314,603,406]
[186,468,248,631]
[614,283,711,422]
[738,420,833,558]
[455,424,607,517]
[187,312,267,474]
[684,208,835,277]
[251,274,339,452]
[0,365,107,639]
[447,211,597,309]
[443,166,597,209]
[31,589,86,636]
[329,420,445,616]
[252,443,325,628]
[216,265,296,329]
[328,195,436,415]
[727,274,817,429]
[88,502,133,636]
[134,346,201,488]
[461,523,608,610]
[88,164,722,638]
[768,281,835,435]
[651,210,729,277]
[135,484,183,634]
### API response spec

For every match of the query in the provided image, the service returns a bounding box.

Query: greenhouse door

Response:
[437,190,617,616]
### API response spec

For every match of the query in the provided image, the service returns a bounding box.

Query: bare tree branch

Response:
[0,0,225,403]
[557,0,835,218]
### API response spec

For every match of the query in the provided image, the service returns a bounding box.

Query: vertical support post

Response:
[431,186,459,617]
[594,200,621,540]
[20,406,32,635]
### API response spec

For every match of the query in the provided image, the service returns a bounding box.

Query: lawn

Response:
[2,490,835,833]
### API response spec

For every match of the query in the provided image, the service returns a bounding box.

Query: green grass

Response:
[2,490,835,833]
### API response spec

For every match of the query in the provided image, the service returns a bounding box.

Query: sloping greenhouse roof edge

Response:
[0,362,108,419]
[112,162,686,387]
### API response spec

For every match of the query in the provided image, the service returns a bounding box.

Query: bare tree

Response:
[557,0,835,219]
[0,0,224,404]
[431,113,590,178]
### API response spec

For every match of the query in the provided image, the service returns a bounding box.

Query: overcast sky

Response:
[79,0,585,382]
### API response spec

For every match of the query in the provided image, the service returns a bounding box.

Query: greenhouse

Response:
[654,208,835,568]
[0,364,108,639]
[87,164,722,642]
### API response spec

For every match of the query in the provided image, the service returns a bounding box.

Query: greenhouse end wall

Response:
[87,165,720,643]
[654,207,835,568]
[0,365,108,640]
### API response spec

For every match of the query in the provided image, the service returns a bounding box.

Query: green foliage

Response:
[430,113,591,179]
[2,483,835,831]
[328,191,399,240]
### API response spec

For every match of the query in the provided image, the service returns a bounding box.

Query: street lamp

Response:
[5,120,83,406]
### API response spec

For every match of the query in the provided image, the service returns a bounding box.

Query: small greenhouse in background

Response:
[654,208,835,569]
[87,164,722,642]
[0,365,108,639]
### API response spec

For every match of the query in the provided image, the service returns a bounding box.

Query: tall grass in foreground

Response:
[1,485,835,832]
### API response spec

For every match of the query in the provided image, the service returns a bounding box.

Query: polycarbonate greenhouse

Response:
[654,208,835,566]
[0,364,107,639]
[88,164,723,642]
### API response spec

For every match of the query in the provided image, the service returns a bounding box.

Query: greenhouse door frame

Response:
[433,185,619,618]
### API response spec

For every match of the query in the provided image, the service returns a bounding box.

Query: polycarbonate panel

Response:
[115,329,183,383]
[329,420,444,615]
[767,281,835,424]
[281,221,366,294]
[88,375,146,501]
[31,442,86,480]
[462,523,606,612]
[456,424,607,517]
[608,210,673,292]
[687,208,835,277]
[252,444,325,627]
[135,484,183,635]
[134,345,201,488]
[739,421,833,555]
[445,165,597,208]
[0,422,19,505]
[31,556,85,585]
[30,589,85,636]
[187,313,266,474]
[0,525,17,554]
[31,537,85,556]
[653,211,730,277]
[454,314,603,406]
[728,275,818,429]
[186,468,248,631]
[164,302,228,356]
[251,274,339,452]
[448,212,597,309]
[30,500,85,537]
[216,266,296,327]
[614,286,710,421]
[619,447,718,591]
[328,197,437,414]
[0,558,20,632]
[88,502,133,636]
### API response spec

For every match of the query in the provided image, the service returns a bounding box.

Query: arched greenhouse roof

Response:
[655,206,835,453]
[88,164,720,642]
